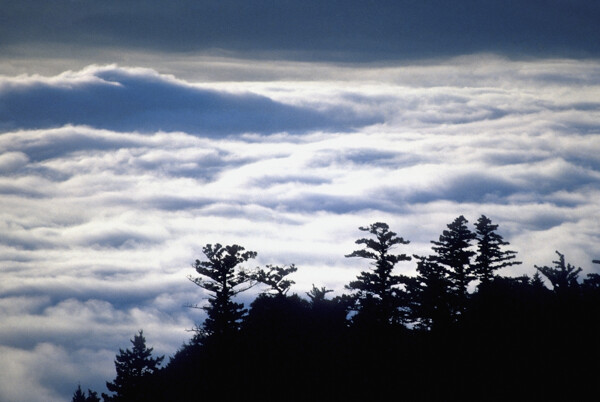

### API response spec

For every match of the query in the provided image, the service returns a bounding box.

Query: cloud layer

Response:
[0,65,378,135]
[1,59,599,401]
[2,1,600,61]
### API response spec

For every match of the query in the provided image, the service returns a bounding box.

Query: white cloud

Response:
[0,152,29,173]
[0,58,599,400]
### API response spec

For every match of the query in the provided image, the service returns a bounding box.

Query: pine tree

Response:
[345,222,411,326]
[535,251,582,296]
[306,284,333,304]
[86,390,100,402]
[530,271,547,290]
[473,215,521,286]
[103,330,164,402]
[190,243,257,339]
[72,385,100,402]
[430,215,476,311]
[252,264,297,297]
[583,273,600,290]
[409,255,453,331]
[72,385,86,402]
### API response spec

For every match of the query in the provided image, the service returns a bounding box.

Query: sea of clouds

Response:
[0,56,599,400]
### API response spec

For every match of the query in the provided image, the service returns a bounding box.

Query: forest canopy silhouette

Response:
[74,215,600,401]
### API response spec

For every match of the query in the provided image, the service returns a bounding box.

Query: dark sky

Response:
[3,0,600,61]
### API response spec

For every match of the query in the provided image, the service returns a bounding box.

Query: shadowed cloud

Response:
[2,1,600,61]
[0,66,380,135]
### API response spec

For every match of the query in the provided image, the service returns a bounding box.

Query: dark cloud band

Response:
[0,66,379,135]
[2,1,600,61]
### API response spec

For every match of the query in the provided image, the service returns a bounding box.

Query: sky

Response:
[1,1,599,400]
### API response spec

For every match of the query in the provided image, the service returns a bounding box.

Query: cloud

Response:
[0,65,380,135]
[0,57,599,400]
[2,1,600,62]
[0,152,29,174]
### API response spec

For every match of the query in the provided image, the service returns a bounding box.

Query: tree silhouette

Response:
[72,385,99,402]
[583,273,600,290]
[409,255,453,330]
[589,260,600,291]
[72,384,86,402]
[306,284,333,304]
[345,222,411,326]
[430,215,476,313]
[102,330,164,402]
[535,251,582,296]
[252,264,297,297]
[71,215,600,402]
[306,284,347,332]
[189,243,257,339]
[86,390,100,402]
[473,215,521,286]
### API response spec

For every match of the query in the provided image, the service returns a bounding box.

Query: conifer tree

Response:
[409,255,453,330]
[535,251,582,296]
[72,385,100,402]
[190,243,257,338]
[430,215,476,311]
[72,385,86,402]
[306,285,347,330]
[530,271,547,290]
[345,222,411,326]
[252,264,297,297]
[473,215,521,285]
[307,284,333,304]
[103,330,164,402]
[86,390,100,402]
[583,273,600,290]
